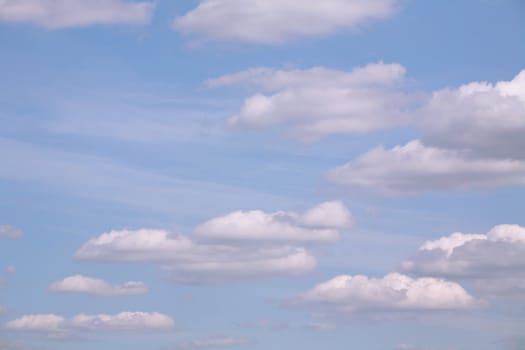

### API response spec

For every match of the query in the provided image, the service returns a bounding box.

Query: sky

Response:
[1,1,525,349]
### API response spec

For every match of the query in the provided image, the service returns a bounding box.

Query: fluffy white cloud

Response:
[0,225,22,239]
[0,0,155,29]
[194,201,352,243]
[208,62,415,140]
[75,229,317,283]
[5,314,66,333]
[297,273,479,313]
[174,0,398,44]
[49,275,148,296]
[403,225,525,296]
[4,312,174,334]
[328,140,525,194]
[190,336,249,348]
[421,69,525,159]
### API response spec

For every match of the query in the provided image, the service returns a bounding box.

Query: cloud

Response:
[421,69,525,160]
[194,201,352,243]
[49,275,148,296]
[75,229,317,283]
[189,336,249,348]
[403,224,525,296]
[0,306,7,316]
[4,312,174,335]
[328,140,525,195]
[0,226,23,239]
[0,0,155,28]
[5,266,15,274]
[208,62,416,140]
[236,320,288,329]
[296,273,479,313]
[174,0,399,44]
[303,322,336,331]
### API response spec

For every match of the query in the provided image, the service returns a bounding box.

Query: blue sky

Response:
[1,1,525,350]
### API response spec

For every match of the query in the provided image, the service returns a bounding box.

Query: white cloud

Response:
[190,336,249,348]
[303,322,336,331]
[403,225,525,296]
[5,312,174,334]
[49,275,148,296]
[208,62,415,140]
[403,224,525,275]
[297,273,479,313]
[5,314,66,333]
[328,140,525,194]
[0,0,155,28]
[174,0,398,44]
[75,229,317,283]
[194,201,352,243]
[421,69,525,159]
[0,225,23,239]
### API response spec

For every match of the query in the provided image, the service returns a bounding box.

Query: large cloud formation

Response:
[5,312,174,335]
[208,62,414,140]
[296,273,479,313]
[174,0,399,44]
[75,201,351,283]
[403,224,525,296]
[0,0,155,28]
[328,140,525,194]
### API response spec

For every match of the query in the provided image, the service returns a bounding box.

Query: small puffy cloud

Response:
[5,266,16,274]
[208,62,415,140]
[190,336,249,348]
[303,322,336,331]
[0,225,23,239]
[0,0,155,29]
[297,273,479,313]
[5,314,66,333]
[174,0,398,44]
[328,140,525,195]
[403,225,525,296]
[4,312,174,335]
[194,201,352,243]
[49,275,148,296]
[421,69,525,160]
[75,229,316,283]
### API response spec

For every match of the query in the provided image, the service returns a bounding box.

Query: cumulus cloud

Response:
[174,0,398,44]
[4,312,174,335]
[75,229,317,283]
[328,140,525,194]
[296,273,479,313]
[403,224,525,296]
[190,336,249,348]
[208,62,415,140]
[421,69,525,159]
[0,0,155,29]
[0,226,23,239]
[194,201,352,243]
[49,275,148,296]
